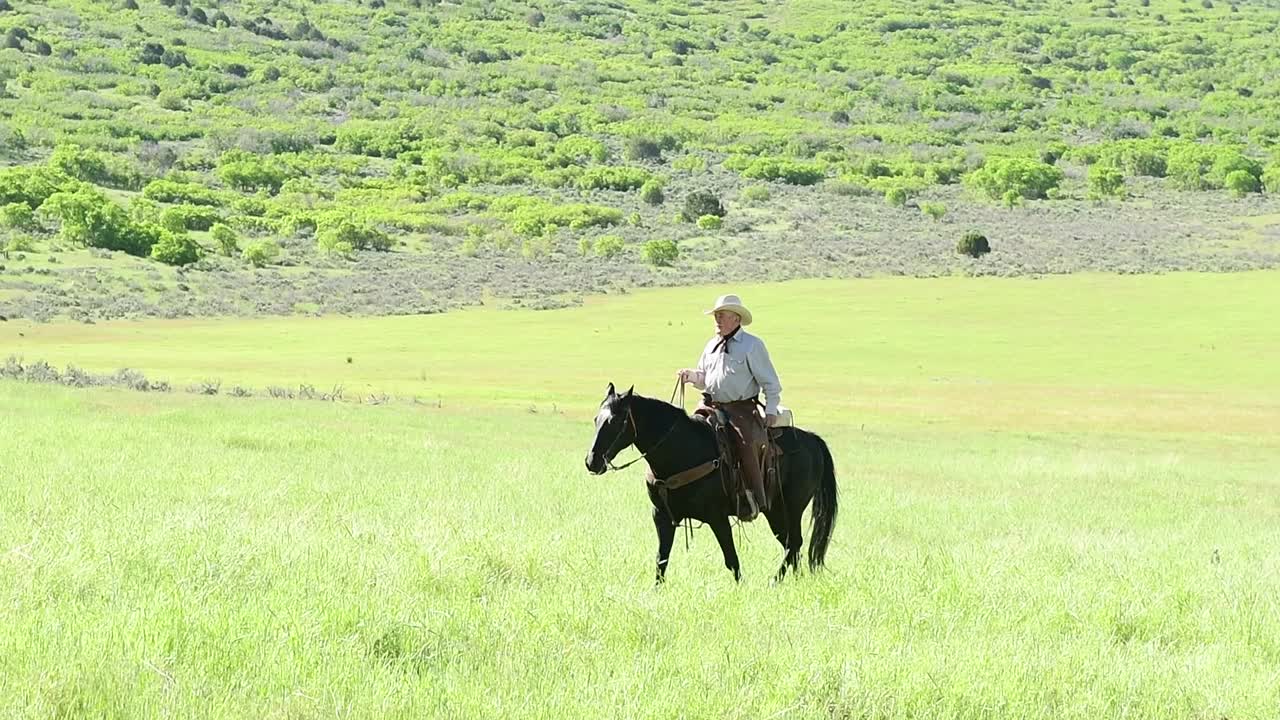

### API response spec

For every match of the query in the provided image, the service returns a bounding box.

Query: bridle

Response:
[601,380,685,472]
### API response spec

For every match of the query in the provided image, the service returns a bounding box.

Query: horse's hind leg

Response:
[784,506,804,576]
[709,518,741,582]
[765,505,803,582]
[764,507,792,582]
[652,507,677,585]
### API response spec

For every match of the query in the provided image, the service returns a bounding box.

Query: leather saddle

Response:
[695,407,785,510]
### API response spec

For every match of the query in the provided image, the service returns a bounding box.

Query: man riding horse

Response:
[677,293,782,522]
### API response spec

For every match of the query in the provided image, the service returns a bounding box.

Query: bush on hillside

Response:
[680,190,724,222]
[964,157,1064,201]
[957,231,990,258]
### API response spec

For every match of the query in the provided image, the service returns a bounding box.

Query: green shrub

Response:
[623,137,664,162]
[639,180,665,205]
[641,239,679,266]
[741,158,825,185]
[149,230,203,265]
[671,155,707,173]
[334,122,420,158]
[1040,141,1069,165]
[965,157,1064,201]
[1263,163,1280,193]
[50,145,144,191]
[1088,167,1127,200]
[1225,170,1260,197]
[884,187,908,207]
[680,190,724,222]
[1,202,38,231]
[1167,143,1261,191]
[740,184,771,203]
[553,136,607,165]
[594,234,624,258]
[41,188,155,257]
[0,166,76,209]
[920,202,947,222]
[576,166,652,192]
[957,231,990,258]
[211,223,239,256]
[5,235,35,253]
[142,179,221,206]
[1097,139,1167,177]
[218,156,289,193]
[696,214,723,230]
[160,204,221,232]
[316,216,392,252]
[503,200,624,237]
[243,240,280,268]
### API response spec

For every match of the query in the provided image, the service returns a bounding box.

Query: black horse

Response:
[585,383,838,583]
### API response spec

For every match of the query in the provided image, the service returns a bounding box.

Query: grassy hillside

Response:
[2,0,1280,320]
[6,271,1279,436]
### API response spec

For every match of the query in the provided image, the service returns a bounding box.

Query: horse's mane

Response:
[628,393,707,434]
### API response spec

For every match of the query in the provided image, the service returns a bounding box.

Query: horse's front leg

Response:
[652,506,676,585]
[709,517,741,582]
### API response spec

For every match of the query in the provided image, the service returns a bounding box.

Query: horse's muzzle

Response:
[585,452,606,475]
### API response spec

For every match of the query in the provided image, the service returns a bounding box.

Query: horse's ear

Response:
[624,385,634,397]
[606,382,616,397]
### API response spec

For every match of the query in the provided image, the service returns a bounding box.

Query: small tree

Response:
[149,230,203,266]
[680,190,724,222]
[211,223,238,256]
[696,214,722,230]
[884,187,908,207]
[41,188,155,257]
[243,240,279,268]
[965,157,1064,202]
[316,217,392,252]
[641,239,678,266]
[957,231,990,258]
[1,202,37,232]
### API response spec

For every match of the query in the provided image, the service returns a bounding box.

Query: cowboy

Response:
[676,293,782,521]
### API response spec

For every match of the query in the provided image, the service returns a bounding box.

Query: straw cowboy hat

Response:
[704,293,753,326]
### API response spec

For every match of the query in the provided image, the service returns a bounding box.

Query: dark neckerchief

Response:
[712,326,740,354]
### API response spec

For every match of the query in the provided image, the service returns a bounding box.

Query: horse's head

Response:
[585,382,636,475]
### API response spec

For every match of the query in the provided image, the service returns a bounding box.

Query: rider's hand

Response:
[677,368,696,383]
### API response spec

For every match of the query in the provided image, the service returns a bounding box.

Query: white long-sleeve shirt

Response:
[690,329,783,415]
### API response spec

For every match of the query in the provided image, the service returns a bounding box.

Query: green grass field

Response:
[3,272,1279,718]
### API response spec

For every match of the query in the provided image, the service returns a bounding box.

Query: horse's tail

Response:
[808,434,839,571]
